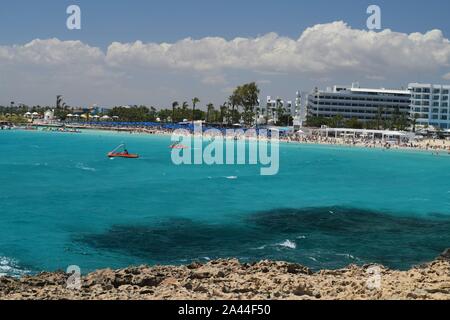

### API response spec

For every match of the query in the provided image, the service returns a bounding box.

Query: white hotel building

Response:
[408,83,450,129]
[255,96,294,125]
[306,84,411,123]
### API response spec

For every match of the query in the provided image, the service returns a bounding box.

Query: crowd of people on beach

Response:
[127,126,450,155]
[284,134,450,154]
[22,122,450,155]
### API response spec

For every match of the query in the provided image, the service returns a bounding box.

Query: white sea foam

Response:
[225,176,238,180]
[253,245,267,250]
[75,163,97,172]
[277,240,297,250]
[336,253,357,260]
[0,256,28,278]
[297,235,307,239]
[33,162,48,167]
[253,239,299,251]
[409,197,430,202]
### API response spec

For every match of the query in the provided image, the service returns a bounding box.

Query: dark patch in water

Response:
[248,207,450,269]
[78,218,274,264]
[76,207,450,270]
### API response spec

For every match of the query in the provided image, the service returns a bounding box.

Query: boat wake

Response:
[75,163,97,172]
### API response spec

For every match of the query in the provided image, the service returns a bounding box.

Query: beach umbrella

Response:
[101,115,110,120]
[67,114,73,117]
[80,114,87,119]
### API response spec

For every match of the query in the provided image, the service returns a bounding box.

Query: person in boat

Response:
[170,139,182,148]
[123,149,129,155]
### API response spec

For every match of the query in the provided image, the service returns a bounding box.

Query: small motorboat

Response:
[169,142,189,149]
[108,144,139,158]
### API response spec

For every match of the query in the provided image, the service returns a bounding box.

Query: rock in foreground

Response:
[0,257,449,300]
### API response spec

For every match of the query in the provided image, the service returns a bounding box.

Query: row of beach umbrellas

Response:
[24,112,40,116]
[66,114,119,120]
[24,112,117,120]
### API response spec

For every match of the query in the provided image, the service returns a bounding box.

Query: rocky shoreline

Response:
[1,250,449,300]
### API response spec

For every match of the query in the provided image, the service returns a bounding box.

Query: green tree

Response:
[231,82,260,126]
[345,117,363,129]
[329,115,344,128]
[229,94,240,124]
[157,109,172,123]
[206,103,215,123]
[305,115,329,128]
[192,97,200,123]
[181,101,190,121]
[109,106,154,122]
[172,101,179,124]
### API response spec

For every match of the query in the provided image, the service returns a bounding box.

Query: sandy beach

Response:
[32,123,450,155]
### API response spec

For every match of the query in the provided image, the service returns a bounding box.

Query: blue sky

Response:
[1,0,450,107]
[2,0,450,47]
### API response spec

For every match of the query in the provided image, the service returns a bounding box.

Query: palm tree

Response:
[172,101,179,124]
[181,101,189,121]
[206,103,214,123]
[192,97,200,124]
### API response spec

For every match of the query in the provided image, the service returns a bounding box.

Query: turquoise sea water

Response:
[0,129,449,276]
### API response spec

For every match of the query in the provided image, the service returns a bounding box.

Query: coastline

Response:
[1,126,449,301]
[12,124,450,156]
[1,250,449,300]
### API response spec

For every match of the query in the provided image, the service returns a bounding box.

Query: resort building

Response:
[261,96,294,124]
[408,83,450,129]
[44,109,55,121]
[306,84,411,123]
[293,91,307,128]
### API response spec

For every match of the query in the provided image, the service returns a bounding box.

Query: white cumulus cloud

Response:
[105,21,450,75]
[1,21,450,107]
